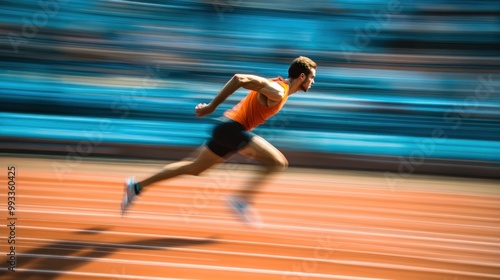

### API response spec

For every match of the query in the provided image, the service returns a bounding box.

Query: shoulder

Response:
[269,76,289,93]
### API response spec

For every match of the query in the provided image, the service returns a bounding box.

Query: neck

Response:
[286,77,302,95]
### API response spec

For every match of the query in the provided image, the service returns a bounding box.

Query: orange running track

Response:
[1,155,499,280]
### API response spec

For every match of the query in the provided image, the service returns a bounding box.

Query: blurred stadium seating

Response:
[1,0,499,177]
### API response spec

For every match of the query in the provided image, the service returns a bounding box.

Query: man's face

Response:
[300,68,316,92]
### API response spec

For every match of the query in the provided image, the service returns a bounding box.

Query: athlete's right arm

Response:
[196,74,284,118]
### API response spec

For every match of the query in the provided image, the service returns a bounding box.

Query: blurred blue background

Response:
[1,0,499,177]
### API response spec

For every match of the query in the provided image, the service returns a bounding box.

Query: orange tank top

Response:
[224,76,290,131]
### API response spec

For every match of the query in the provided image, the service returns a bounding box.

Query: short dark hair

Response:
[288,56,317,79]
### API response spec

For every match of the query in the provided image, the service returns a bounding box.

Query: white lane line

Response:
[14,182,500,203]
[17,236,500,269]
[19,226,500,258]
[8,192,500,222]
[18,234,338,254]
[17,201,500,231]
[5,254,391,280]
[13,253,500,279]
[16,210,500,246]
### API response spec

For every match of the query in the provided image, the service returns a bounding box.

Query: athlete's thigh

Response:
[183,146,204,161]
[194,145,226,168]
[162,145,224,171]
[238,135,286,164]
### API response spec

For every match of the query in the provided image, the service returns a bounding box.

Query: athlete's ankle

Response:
[236,192,253,205]
[134,183,142,195]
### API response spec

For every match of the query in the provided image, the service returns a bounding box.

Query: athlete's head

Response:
[288,56,317,92]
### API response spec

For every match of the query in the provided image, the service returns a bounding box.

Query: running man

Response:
[121,56,317,225]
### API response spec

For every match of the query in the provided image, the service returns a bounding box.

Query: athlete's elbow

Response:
[232,74,246,85]
[230,74,250,89]
[234,74,266,90]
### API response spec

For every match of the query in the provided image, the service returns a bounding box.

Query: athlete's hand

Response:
[195,103,215,118]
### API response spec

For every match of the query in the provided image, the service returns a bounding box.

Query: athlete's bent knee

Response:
[268,157,288,172]
[279,157,289,171]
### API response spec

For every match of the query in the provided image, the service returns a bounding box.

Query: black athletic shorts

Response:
[206,117,255,158]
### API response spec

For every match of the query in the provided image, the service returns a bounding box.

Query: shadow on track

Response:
[1,227,218,280]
